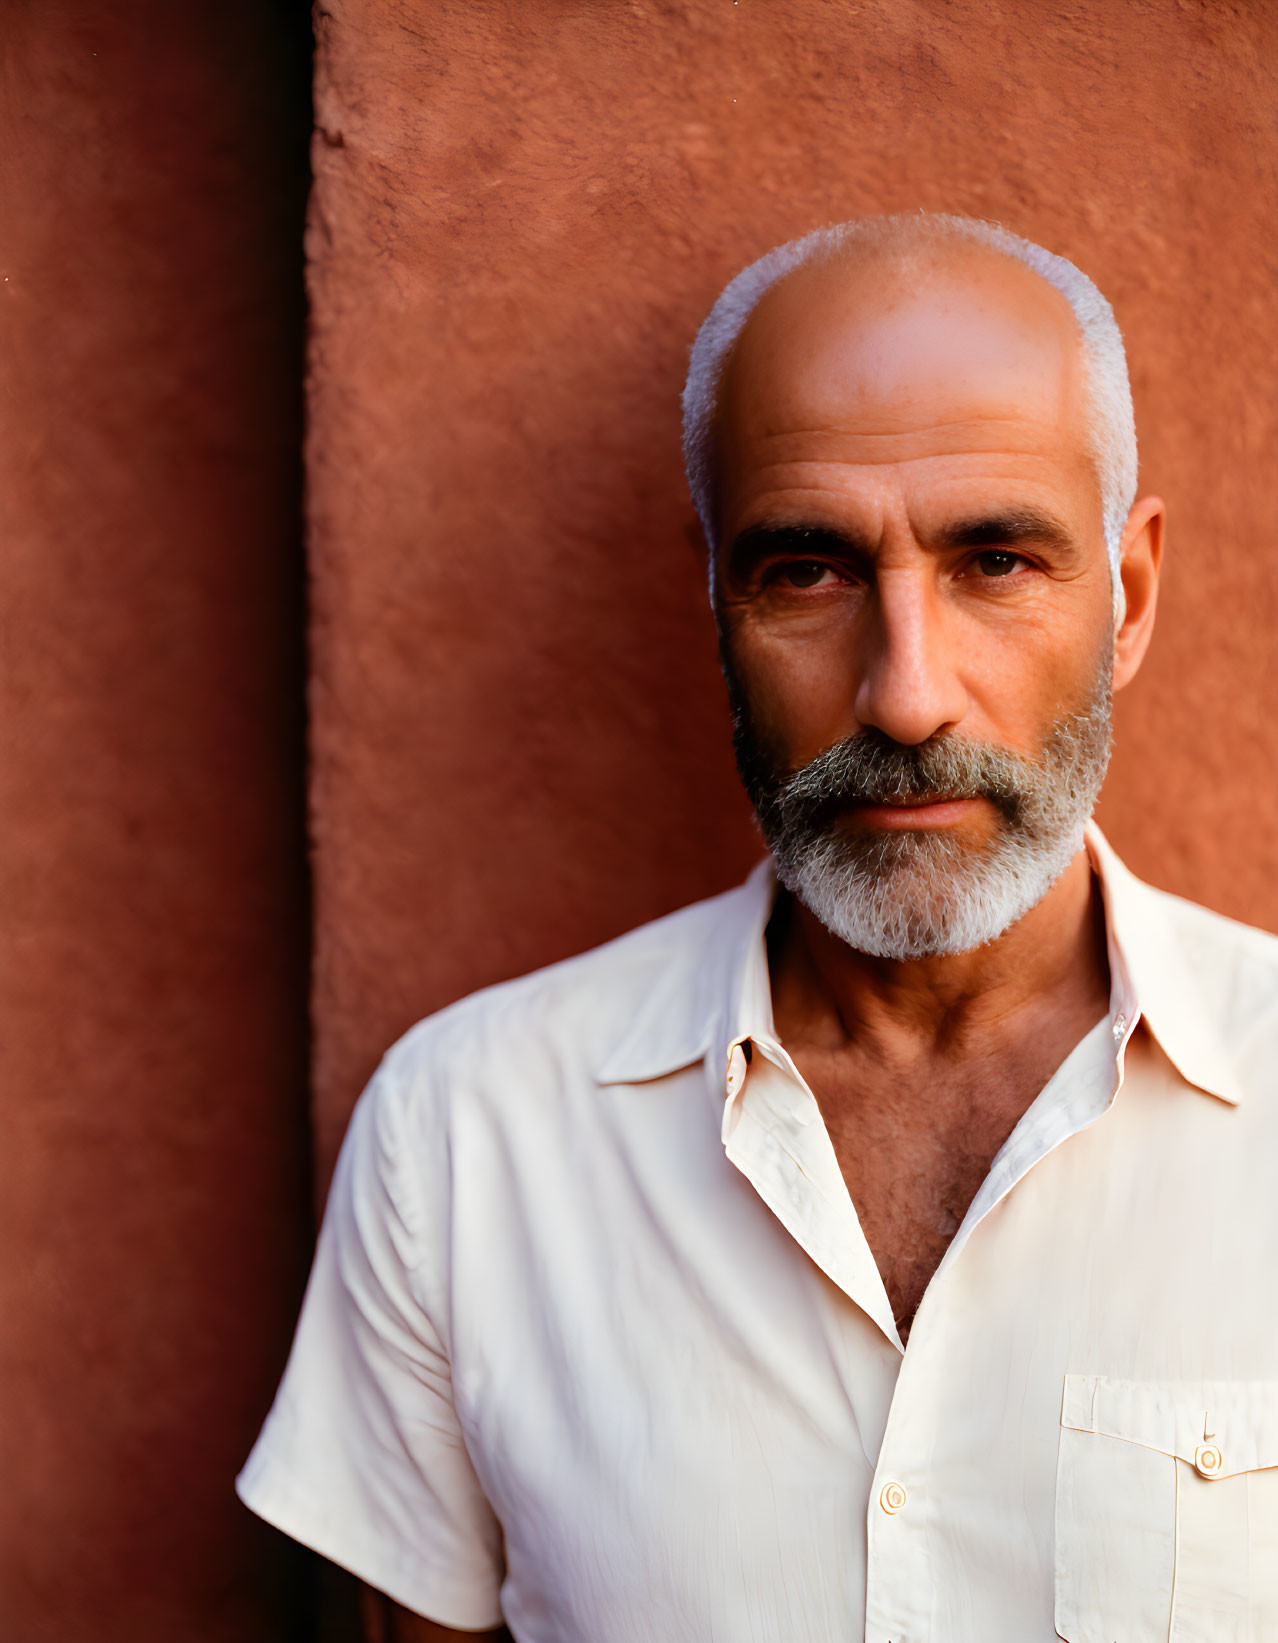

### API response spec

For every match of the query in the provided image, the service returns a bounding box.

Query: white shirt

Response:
[238,826,1278,1641]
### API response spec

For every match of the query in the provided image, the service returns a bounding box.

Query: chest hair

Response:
[808,1051,1066,1340]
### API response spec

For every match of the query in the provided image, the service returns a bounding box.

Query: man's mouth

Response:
[844,795,988,830]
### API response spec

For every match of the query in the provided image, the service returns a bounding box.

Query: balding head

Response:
[683,215,1137,613]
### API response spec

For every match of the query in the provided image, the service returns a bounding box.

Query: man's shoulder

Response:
[378,869,763,1111]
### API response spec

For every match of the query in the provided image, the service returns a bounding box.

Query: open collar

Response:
[594,859,777,1086]
[1085,823,1241,1105]
[597,828,1242,1106]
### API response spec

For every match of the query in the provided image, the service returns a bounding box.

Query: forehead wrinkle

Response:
[739,455,1060,478]
[752,417,1051,438]
[739,417,1083,466]
[731,448,1081,485]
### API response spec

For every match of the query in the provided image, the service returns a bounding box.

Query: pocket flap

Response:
[1062,1375,1278,1479]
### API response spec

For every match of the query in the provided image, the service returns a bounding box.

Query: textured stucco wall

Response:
[8,3,1270,1637]
[309,0,1278,1183]
[0,4,311,1638]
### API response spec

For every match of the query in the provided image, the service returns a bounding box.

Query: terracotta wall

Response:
[0,3,311,1639]
[309,0,1278,1184]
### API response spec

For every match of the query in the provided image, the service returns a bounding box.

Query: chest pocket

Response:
[1055,1376,1278,1642]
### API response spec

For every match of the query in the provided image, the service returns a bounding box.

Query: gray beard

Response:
[729,657,1113,961]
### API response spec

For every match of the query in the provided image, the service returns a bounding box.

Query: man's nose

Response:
[852,569,968,746]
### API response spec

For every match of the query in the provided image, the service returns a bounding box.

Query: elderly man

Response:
[238,215,1278,1642]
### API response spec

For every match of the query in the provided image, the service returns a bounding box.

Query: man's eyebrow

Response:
[939,508,1075,549]
[726,522,872,563]
[725,510,1077,571]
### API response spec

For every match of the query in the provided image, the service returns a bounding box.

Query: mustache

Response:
[733,720,1106,849]
[757,728,1035,820]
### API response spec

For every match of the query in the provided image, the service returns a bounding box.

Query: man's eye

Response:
[779,561,833,588]
[974,550,1022,578]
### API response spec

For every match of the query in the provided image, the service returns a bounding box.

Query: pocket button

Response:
[1193,1442,1223,1478]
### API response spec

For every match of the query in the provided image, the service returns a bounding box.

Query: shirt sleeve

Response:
[236,1053,505,1630]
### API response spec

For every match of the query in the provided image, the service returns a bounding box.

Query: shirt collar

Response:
[598,827,1242,1106]
[595,860,776,1086]
[1085,822,1242,1105]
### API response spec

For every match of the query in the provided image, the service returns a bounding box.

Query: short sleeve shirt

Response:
[237,826,1278,1641]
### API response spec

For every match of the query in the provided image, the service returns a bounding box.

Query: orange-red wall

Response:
[0,4,311,1638]
[309,0,1278,1186]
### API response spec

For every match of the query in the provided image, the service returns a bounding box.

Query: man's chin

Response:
[776,819,1085,962]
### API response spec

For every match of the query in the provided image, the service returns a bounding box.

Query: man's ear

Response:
[1112,495,1164,691]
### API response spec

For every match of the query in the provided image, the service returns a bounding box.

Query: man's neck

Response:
[766,848,1114,1341]
[767,849,1111,1070]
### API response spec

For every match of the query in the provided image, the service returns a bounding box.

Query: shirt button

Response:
[879,1480,907,1514]
[1112,1013,1127,1040]
[1194,1443,1223,1478]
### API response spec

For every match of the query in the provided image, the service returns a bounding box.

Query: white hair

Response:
[681,214,1138,614]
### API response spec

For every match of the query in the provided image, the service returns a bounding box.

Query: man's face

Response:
[713,245,1123,957]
